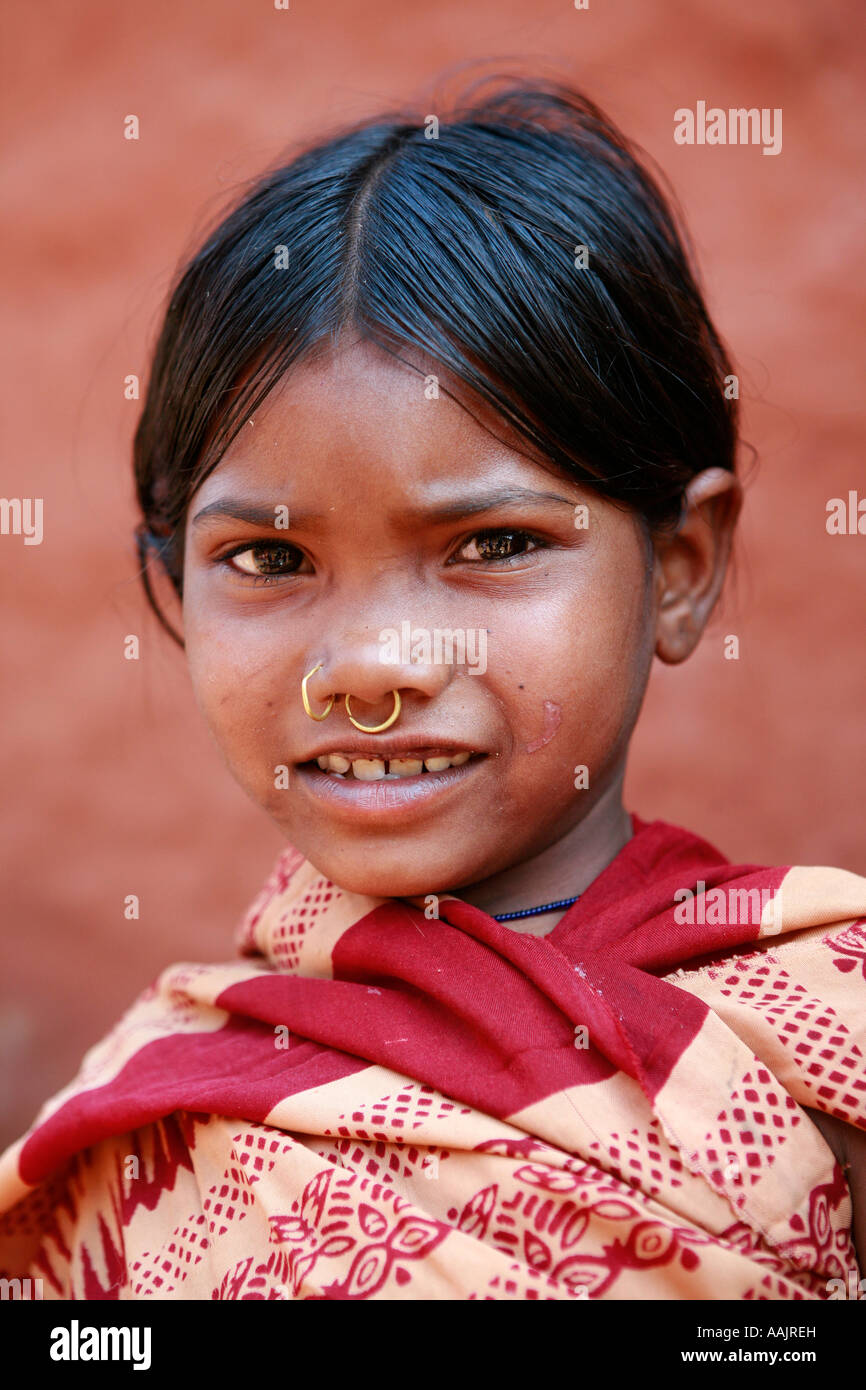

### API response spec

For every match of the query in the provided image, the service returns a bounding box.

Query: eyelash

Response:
[221,542,306,585]
[450,530,547,566]
[220,529,549,583]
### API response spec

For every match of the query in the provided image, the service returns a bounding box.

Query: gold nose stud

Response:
[301,663,335,721]
[344,690,401,734]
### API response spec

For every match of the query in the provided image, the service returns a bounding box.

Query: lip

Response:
[300,735,480,762]
[294,753,487,821]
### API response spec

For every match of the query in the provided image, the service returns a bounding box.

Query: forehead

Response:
[190,336,563,507]
[248,335,536,442]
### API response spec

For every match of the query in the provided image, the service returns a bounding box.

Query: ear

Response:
[653,468,742,664]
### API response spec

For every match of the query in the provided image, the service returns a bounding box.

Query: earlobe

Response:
[655,601,701,666]
[653,468,742,665]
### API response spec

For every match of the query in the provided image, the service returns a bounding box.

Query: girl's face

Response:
[181,338,661,900]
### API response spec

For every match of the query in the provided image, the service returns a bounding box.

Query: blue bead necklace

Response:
[492,894,580,922]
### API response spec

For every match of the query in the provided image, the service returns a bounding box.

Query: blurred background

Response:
[1,0,864,1149]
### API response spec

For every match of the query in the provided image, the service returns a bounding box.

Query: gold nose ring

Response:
[344,690,401,734]
[301,663,335,721]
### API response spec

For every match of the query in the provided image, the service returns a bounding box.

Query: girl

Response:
[1,75,864,1301]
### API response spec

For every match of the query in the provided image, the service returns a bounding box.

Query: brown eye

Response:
[230,544,303,576]
[457,530,542,563]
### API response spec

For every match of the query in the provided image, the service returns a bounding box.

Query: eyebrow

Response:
[191,486,580,531]
[191,500,290,529]
[404,487,580,522]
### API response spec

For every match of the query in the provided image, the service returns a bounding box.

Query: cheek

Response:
[503,559,652,774]
[183,613,288,779]
[572,585,653,742]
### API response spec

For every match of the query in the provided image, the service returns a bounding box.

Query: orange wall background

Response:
[1,0,864,1149]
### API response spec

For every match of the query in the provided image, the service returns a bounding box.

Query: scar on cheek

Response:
[524,699,562,753]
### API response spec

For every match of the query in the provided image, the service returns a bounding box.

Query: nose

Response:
[303,625,456,725]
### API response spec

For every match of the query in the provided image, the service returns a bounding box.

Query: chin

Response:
[326,868,443,900]
[291,850,456,902]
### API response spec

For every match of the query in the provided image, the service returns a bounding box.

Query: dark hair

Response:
[133,72,740,641]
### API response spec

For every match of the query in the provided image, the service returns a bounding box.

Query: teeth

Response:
[316,753,351,773]
[313,752,476,779]
[389,758,424,777]
[351,758,387,781]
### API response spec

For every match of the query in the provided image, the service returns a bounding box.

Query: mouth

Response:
[307,748,477,780]
[293,746,488,820]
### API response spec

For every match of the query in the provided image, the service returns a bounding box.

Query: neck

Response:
[451,779,632,934]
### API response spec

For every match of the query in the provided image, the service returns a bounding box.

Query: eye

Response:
[453,529,546,564]
[224,542,307,580]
